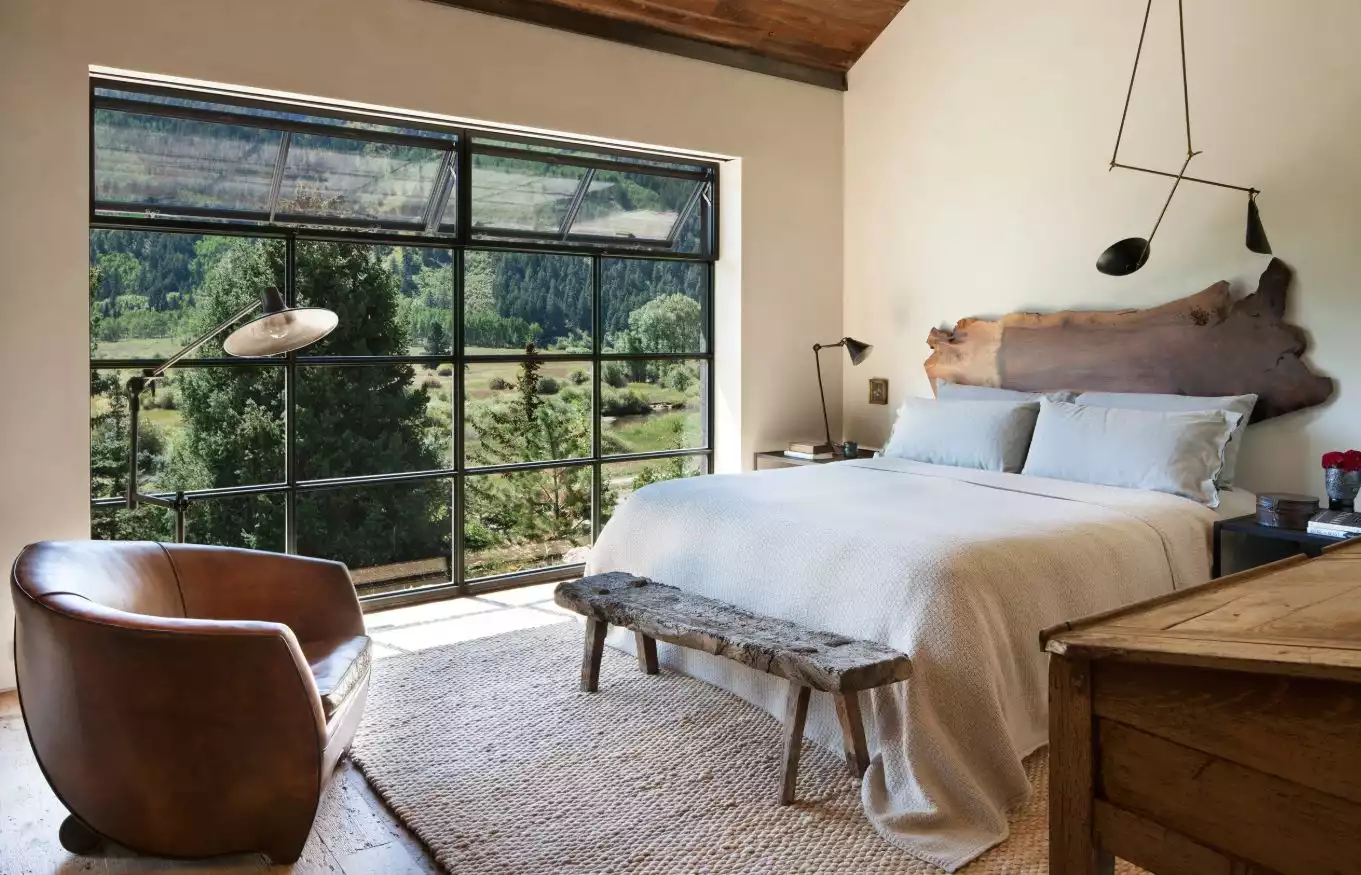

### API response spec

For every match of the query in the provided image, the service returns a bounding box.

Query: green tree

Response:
[465,343,591,575]
[612,293,702,381]
[617,293,702,354]
[166,237,449,569]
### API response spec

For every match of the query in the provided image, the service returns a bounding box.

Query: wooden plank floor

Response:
[0,584,576,874]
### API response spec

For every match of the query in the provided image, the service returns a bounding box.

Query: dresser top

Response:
[1042,539,1361,683]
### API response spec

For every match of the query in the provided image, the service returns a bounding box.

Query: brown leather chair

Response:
[10,540,372,863]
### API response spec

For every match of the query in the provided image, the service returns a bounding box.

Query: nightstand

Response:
[1211,514,1356,578]
[753,448,877,470]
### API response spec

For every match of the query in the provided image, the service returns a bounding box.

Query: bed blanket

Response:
[587,457,1213,870]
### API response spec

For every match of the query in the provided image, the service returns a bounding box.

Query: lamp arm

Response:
[813,340,846,449]
[124,298,261,516]
[1145,150,1200,246]
[144,298,261,383]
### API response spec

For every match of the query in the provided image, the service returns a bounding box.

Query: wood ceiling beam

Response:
[423,0,851,90]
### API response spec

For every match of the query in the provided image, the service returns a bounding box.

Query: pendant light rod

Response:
[1146,150,1200,244]
[1110,0,1154,167]
[1110,162,1259,195]
[1107,0,1256,195]
[1178,0,1192,155]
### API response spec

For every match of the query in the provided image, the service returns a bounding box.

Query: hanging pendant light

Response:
[1097,0,1270,275]
[1098,150,1201,276]
[1246,192,1272,255]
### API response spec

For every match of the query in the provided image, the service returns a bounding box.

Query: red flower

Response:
[1324,451,1346,469]
[1345,450,1361,472]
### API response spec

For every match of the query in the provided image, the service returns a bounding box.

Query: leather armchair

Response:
[10,540,372,863]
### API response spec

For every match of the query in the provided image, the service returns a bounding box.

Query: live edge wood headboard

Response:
[923,258,1333,424]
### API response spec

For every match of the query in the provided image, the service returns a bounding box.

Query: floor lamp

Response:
[124,287,338,541]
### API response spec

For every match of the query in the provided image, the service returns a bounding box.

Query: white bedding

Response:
[587,457,1216,870]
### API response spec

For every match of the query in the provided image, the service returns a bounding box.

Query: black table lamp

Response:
[812,337,872,450]
[124,287,338,540]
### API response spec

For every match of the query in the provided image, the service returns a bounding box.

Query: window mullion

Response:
[453,245,466,594]
[284,233,298,553]
[591,253,603,542]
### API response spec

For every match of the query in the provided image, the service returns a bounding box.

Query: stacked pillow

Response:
[883,396,1040,473]
[880,381,1256,506]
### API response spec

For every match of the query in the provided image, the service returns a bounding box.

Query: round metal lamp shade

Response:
[1096,237,1152,277]
[223,307,338,357]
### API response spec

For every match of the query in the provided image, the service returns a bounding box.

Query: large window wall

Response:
[88,78,716,604]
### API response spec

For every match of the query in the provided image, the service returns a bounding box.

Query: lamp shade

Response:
[1097,237,1152,276]
[223,288,338,357]
[843,337,872,365]
[1246,195,1272,255]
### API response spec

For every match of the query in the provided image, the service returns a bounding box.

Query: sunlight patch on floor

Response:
[365,583,579,655]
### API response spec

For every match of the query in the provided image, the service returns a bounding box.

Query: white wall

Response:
[845,0,1361,494]
[0,0,844,690]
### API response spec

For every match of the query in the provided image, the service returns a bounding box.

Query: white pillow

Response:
[936,379,1076,404]
[1073,391,1257,488]
[883,397,1040,473]
[1021,399,1241,506]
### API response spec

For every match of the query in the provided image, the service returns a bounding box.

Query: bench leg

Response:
[635,631,659,675]
[834,692,871,778]
[779,683,811,805]
[581,617,607,693]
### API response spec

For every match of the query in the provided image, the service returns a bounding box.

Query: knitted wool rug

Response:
[351,622,1145,874]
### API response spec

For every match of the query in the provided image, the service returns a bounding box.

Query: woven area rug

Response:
[352,622,1145,874]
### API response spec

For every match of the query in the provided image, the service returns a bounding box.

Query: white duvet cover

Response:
[587,457,1215,870]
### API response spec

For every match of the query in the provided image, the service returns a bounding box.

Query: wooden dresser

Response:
[1041,539,1361,875]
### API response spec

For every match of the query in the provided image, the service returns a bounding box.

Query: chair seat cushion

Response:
[300,635,371,719]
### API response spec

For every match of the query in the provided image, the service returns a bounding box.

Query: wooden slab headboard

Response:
[923,258,1333,423]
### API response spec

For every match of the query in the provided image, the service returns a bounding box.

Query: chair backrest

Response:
[11,540,186,619]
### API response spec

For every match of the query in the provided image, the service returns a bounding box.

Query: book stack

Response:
[785,440,834,461]
[1306,510,1361,539]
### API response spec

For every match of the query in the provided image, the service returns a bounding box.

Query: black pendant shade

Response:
[1096,238,1152,277]
[1246,194,1272,255]
[843,337,873,365]
[1097,0,1271,275]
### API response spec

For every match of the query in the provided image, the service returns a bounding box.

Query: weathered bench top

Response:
[555,572,912,693]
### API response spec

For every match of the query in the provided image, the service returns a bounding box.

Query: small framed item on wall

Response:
[868,378,889,405]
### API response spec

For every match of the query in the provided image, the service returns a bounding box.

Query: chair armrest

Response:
[14,593,327,857]
[164,544,365,642]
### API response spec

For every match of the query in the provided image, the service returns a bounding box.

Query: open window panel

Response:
[92,83,460,234]
[466,137,715,255]
[92,80,718,254]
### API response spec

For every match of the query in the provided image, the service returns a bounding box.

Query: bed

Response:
[586,260,1331,871]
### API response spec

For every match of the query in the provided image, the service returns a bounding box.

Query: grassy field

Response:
[92,357,702,485]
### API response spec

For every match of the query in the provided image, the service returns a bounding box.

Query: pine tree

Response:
[464,343,591,576]
[165,237,449,568]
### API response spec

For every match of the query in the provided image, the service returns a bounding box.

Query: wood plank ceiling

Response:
[423,0,909,90]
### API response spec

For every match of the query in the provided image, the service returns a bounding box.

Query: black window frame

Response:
[87,77,719,610]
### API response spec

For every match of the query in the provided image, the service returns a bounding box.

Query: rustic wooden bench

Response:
[555,572,913,804]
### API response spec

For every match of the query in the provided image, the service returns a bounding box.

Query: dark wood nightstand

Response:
[753,448,877,470]
[1212,514,1356,578]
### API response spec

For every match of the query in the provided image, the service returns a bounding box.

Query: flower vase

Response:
[1325,467,1361,511]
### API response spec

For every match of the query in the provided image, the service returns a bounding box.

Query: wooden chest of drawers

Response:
[1041,540,1361,875]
